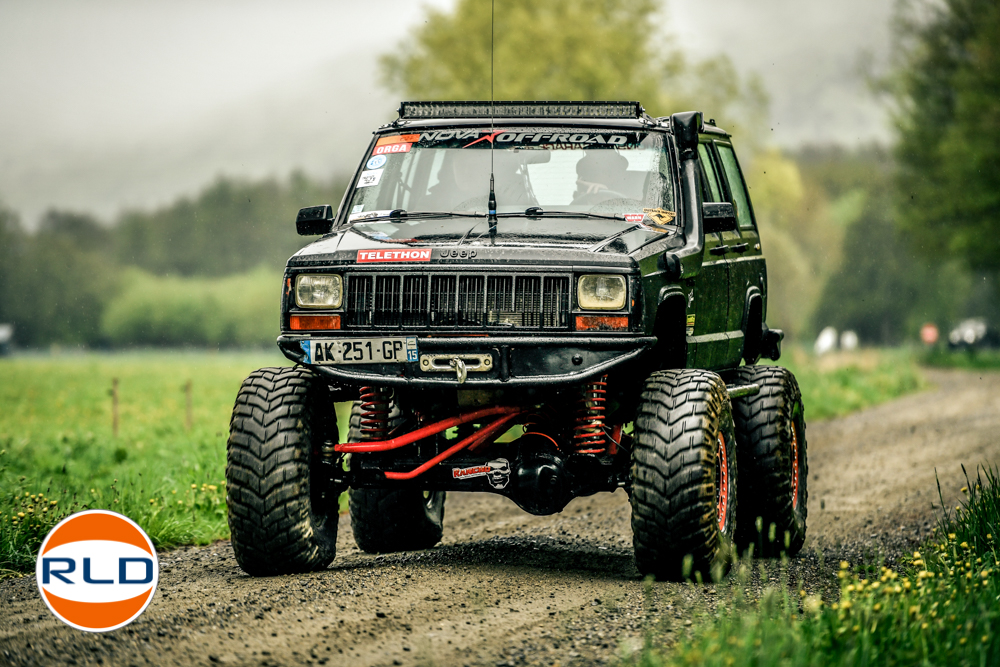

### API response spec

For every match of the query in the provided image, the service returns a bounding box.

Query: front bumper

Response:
[277,334,657,388]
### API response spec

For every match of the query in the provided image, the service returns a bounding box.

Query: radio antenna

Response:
[487,0,498,241]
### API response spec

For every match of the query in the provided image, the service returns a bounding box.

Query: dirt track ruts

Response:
[3,368,999,666]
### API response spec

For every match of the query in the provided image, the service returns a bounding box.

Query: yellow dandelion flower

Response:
[208,484,217,491]
[921,623,929,630]
[17,512,24,518]
[961,542,969,549]
[949,533,957,540]
[191,484,197,489]
[840,561,850,570]
[874,603,881,611]
[983,636,989,644]
[846,585,855,592]
[959,637,967,645]
[852,625,860,632]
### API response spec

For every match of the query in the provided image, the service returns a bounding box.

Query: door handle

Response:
[709,245,730,255]
[730,243,749,253]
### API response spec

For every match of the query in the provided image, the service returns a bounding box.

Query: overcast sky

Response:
[0,0,895,228]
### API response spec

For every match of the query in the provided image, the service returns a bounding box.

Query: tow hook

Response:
[450,358,468,384]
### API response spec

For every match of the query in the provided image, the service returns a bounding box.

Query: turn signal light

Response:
[290,315,341,331]
[575,315,629,331]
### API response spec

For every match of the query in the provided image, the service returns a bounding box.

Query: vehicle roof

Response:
[377,117,731,137]
[378,100,731,137]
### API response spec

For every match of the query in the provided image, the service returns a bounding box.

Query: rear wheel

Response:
[347,400,446,553]
[630,369,737,581]
[729,365,808,556]
[226,367,339,576]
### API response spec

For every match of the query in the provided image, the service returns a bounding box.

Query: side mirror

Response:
[702,202,736,233]
[296,205,334,236]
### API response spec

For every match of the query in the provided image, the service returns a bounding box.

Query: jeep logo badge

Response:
[438,249,478,259]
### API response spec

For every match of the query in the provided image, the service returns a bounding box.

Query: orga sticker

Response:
[366,155,387,170]
[36,510,158,632]
[357,169,383,188]
[372,143,411,155]
[452,458,511,489]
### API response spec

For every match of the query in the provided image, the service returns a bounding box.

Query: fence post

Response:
[112,377,119,438]
[185,380,193,432]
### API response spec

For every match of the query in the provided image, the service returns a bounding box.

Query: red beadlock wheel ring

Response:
[716,432,729,532]
[790,421,800,510]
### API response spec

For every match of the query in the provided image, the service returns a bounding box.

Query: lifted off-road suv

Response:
[226,101,807,580]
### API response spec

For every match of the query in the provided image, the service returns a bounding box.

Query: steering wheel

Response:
[452,196,489,212]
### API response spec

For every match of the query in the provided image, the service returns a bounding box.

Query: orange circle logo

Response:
[35,510,158,632]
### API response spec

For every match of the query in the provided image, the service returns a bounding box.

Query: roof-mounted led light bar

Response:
[398,101,644,120]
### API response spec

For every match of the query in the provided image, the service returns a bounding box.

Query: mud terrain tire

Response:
[226,367,339,576]
[729,365,807,556]
[347,401,446,553]
[631,369,738,581]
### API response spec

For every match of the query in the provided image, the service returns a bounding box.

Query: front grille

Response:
[344,272,572,330]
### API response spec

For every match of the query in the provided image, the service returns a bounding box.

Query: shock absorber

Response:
[572,375,608,452]
[358,386,392,440]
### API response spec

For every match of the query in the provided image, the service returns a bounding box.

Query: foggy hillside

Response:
[0,0,894,228]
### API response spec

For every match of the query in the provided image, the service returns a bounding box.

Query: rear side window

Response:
[716,144,754,230]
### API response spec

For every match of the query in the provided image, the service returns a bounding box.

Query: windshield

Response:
[346,128,675,223]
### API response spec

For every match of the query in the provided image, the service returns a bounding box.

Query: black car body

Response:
[226,102,801,580]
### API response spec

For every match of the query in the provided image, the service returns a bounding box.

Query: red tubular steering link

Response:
[335,405,526,480]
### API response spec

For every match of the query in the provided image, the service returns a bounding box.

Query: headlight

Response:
[295,274,343,309]
[577,275,627,310]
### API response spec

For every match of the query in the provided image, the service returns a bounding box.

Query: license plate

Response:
[304,337,418,365]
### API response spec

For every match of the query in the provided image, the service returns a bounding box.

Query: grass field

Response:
[0,347,927,574]
[640,466,1000,666]
[0,351,355,574]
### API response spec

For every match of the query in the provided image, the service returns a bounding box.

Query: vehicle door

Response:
[714,141,766,361]
[689,140,736,369]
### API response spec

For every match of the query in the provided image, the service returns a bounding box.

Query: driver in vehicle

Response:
[572,150,629,204]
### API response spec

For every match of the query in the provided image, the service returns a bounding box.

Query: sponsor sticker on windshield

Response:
[366,155,387,169]
[357,169,384,188]
[643,208,677,226]
[376,134,420,146]
[372,143,411,155]
[357,249,432,263]
[624,214,644,222]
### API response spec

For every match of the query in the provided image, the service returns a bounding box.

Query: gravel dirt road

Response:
[3,368,999,667]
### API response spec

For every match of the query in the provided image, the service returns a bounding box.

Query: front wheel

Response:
[226,367,340,576]
[630,369,738,581]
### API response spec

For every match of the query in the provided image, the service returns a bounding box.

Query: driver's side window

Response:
[698,143,724,202]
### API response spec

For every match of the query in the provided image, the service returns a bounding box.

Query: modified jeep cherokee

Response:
[225,101,808,581]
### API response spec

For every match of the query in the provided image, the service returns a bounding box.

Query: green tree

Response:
[380,0,766,135]
[4,210,119,346]
[893,0,1000,273]
[113,173,346,277]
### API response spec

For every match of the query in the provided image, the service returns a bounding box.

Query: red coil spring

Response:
[572,375,608,452]
[359,386,392,440]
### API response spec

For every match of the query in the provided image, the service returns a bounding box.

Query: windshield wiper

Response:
[504,207,630,222]
[343,209,484,225]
